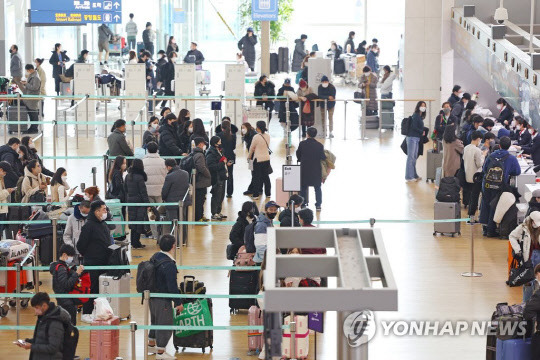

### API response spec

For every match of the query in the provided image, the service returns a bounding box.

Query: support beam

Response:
[0,0,5,75]
[261,21,270,75]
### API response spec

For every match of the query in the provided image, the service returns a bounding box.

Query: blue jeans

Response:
[301,185,322,208]
[405,136,420,180]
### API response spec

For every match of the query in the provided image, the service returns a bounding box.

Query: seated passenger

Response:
[298,208,327,255]
[183,42,205,65]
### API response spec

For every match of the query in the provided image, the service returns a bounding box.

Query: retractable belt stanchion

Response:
[103,154,109,191]
[178,200,184,248]
[173,219,178,262]
[15,263,21,340]
[190,169,197,233]
[55,98,59,129]
[130,321,137,360]
[85,94,89,139]
[290,310,296,359]
[324,99,328,138]
[344,100,348,140]
[131,120,137,150]
[53,120,57,169]
[104,94,108,138]
[143,290,150,360]
[378,99,383,137]
[360,99,368,140]
[64,110,68,155]
[462,222,482,277]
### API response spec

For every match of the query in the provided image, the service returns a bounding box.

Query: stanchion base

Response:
[461,272,483,277]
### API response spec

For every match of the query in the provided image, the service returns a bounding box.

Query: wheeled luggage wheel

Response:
[9,299,16,307]
[0,304,8,317]
[20,299,29,308]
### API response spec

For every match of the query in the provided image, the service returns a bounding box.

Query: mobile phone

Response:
[73,186,78,190]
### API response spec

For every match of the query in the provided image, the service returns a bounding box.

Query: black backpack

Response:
[484,154,509,190]
[136,255,173,303]
[436,177,461,203]
[107,245,130,279]
[180,153,195,178]
[243,220,257,253]
[401,116,412,136]
[45,318,79,360]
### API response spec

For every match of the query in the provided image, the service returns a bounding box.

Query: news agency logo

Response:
[342,310,376,347]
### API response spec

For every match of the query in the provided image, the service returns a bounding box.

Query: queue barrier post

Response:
[143,290,150,360]
[360,100,368,141]
[130,321,137,360]
[17,93,21,133]
[290,310,296,358]
[378,100,383,137]
[344,100,348,140]
[152,94,157,117]
[324,99,328,138]
[52,218,58,262]
[64,110,68,156]
[103,154,109,193]
[178,200,184,248]
[53,120,57,169]
[191,169,197,232]
[16,262,21,340]
[104,93,108,138]
[462,221,482,278]
[54,98,59,132]
[131,120,136,150]
[173,219,179,262]
[85,94,89,139]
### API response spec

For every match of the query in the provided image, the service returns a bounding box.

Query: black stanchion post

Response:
[103,154,108,191]
[52,218,58,262]
[92,167,97,187]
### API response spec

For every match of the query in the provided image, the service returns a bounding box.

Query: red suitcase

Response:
[248,305,263,355]
[90,316,120,360]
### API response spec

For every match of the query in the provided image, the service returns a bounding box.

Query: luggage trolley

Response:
[0,240,38,317]
[196,69,211,96]
[343,54,358,85]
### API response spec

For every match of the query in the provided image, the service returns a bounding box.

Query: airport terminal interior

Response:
[3,0,540,359]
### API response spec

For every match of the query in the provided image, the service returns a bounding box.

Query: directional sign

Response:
[252,0,278,21]
[30,11,122,24]
[31,0,122,12]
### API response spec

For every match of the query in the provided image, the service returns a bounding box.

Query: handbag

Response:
[507,239,535,287]
[260,134,273,155]
[29,190,46,203]
[353,91,364,104]
[226,244,238,261]
[302,101,311,114]
[267,163,273,175]
[105,182,117,200]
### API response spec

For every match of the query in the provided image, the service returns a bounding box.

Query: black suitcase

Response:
[334,59,346,75]
[229,270,259,313]
[278,47,289,73]
[7,206,30,239]
[7,106,29,133]
[486,332,496,360]
[173,297,213,353]
[270,53,278,75]
[26,222,53,238]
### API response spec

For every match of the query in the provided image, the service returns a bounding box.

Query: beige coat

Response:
[248,133,271,162]
[0,178,11,214]
[36,66,47,95]
[50,182,69,203]
[21,167,48,203]
[442,139,464,178]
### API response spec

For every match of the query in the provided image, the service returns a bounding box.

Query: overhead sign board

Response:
[252,0,278,21]
[30,0,122,24]
[31,0,122,12]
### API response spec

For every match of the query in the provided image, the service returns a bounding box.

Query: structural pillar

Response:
[0,0,6,75]
[261,21,270,75]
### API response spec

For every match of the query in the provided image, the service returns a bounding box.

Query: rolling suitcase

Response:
[275,177,291,208]
[278,47,290,73]
[486,331,497,360]
[434,201,461,237]
[495,337,531,360]
[99,273,130,319]
[248,305,263,355]
[381,112,394,129]
[333,59,346,75]
[173,298,213,353]
[365,115,379,129]
[282,315,309,359]
[7,106,29,133]
[90,316,120,360]
[60,81,72,96]
[270,53,279,75]
[229,270,259,313]
[426,149,443,182]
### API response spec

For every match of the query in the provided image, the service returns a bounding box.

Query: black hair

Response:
[462,93,472,100]
[414,101,427,118]
[26,159,39,172]
[483,132,496,141]
[496,98,508,106]
[35,58,44,65]
[147,141,158,153]
[471,130,483,141]
[30,292,50,307]
[210,135,221,147]
[259,75,268,82]
[90,200,106,214]
[516,116,529,128]
[298,208,314,225]
[192,118,206,137]
[60,244,76,256]
[360,40,367,46]
[165,158,176,168]
[129,13,134,18]
[349,31,355,38]
[383,65,392,73]
[165,113,177,123]
[148,116,159,126]
[363,66,371,73]
[241,201,259,218]
[159,234,175,252]
[108,155,125,182]
[168,36,175,44]
[500,136,512,150]
[256,120,267,134]
[443,125,457,144]
[7,137,20,146]
[182,120,192,135]
[25,64,34,71]
[0,161,12,174]
[483,118,495,129]
[465,100,477,110]
[194,137,206,146]
[168,51,177,60]
[112,119,126,133]
[79,200,91,209]
[50,167,67,187]
[301,34,308,39]
[221,119,232,140]
[452,85,461,93]
[143,50,152,58]
[287,194,304,207]
[80,50,89,57]
[160,107,171,117]
[307,127,317,138]
[54,43,62,51]
[129,158,145,174]
[472,115,484,124]
[222,116,231,122]
[12,44,18,51]
[178,109,190,123]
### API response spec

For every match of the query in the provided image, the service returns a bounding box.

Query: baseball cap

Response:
[284,78,291,84]
[265,201,280,209]
[530,211,540,227]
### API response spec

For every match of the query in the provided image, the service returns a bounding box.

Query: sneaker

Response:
[99,62,104,65]
[405,179,415,183]
[415,177,422,182]
[147,346,159,354]
[211,214,222,221]
[243,191,253,196]
[316,206,322,211]
[155,352,176,359]
[80,314,94,324]
[226,195,232,198]
[218,214,227,219]
[329,133,334,138]
[252,195,260,200]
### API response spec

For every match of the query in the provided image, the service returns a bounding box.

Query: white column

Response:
[125,64,147,124]
[403,0,443,120]
[307,57,332,137]
[224,64,245,128]
[441,0,455,105]
[74,63,97,134]
[174,63,196,117]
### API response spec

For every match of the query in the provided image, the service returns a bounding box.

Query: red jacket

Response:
[301,224,327,255]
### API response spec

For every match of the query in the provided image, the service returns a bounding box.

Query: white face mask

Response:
[101,212,108,221]
[530,129,535,135]
[188,128,193,134]
[321,83,329,88]
[151,123,158,129]
[66,256,74,264]
[419,107,426,113]
[241,128,247,135]
[29,144,36,150]
[202,145,207,151]
[497,104,504,110]
[81,212,88,217]
[83,194,90,201]
[61,176,67,183]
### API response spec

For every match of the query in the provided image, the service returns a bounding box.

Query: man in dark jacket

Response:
[155,50,168,87]
[523,263,540,359]
[159,113,183,156]
[292,34,308,72]
[450,92,471,127]
[254,75,275,122]
[206,136,231,221]
[162,158,190,236]
[49,244,84,325]
[193,137,211,221]
[159,52,176,108]
[279,194,304,227]
[238,27,258,71]
[147,235,184,358]
[142,22,155,56]
[16,292,72,360]
[317,75,337,138]
[297,127,326,210]
[107,120,134,157]
[447,85,462,106]
[277,79,299,129]
[183,42,205,65]
[76,201,111,321]
[516,130,540,166]
[0,137,21,175]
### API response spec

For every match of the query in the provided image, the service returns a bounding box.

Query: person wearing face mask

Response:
[379,65,396,99]
[496,98,514,129]
[215,116,239,134]
[19,64,41,134]
[160,52,176,108]
[189,118,209,151]
[107,119,134,158]
[143,116,160,148]
[447,85,462,107]
[50,167,75,203]
[253,201,280,264]
[77,201,112,322]
[192,137,212,222]
[516,126,540,166]
[359,66,378,115]
[366,45,380,74]
[107,156,127,203]
[143,142,167,239]
[318,75,337,138]
[124,159,150,249]
[0,137,22,175]
[206,136,231,220]
[510,117,532,146]
[178,120,192,155]
[9,44,23,88]
[434,102,456,143]
[21,159,48,203]
[279,194,304,228]
[218,120,237,198]
[297,79,316,138]
[177,108,190,129]
[405,101,427,182]
[159,113,183,157]
[155,50,168,88]
[238,27,258,72]
[229,201,259,257]
[0,161,16,239]
[49,244,85,325]
[254,75,276,123]
[63,200,91,259]
[451,92,471,128]
[21,136,54,177]
[49,43,70,96]
[34,58,46,116]
[509,211,540,301]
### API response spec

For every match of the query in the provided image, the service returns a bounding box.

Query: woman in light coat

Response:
[379,65,396,99]
[247,121,271,199]
[142,141,167,239]
[441,125,464,178]
[21,159,48,203]
[35,58,46,116]
[358,66,378,115]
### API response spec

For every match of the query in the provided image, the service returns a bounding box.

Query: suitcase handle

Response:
[183,275,195,281]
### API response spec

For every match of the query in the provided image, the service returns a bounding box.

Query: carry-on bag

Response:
[282,315,309,359]
[333,59,346,75]
[433,201,461,236]
[426,149,443,182]
[90,316,120,360]
[7,105,29,133]
[495,337,531,360]
[270,53,279,75]
[248,305,263,355]
[229,270,259,313]
[99,273,130,319]
[278,47,290,73]
[173,298,213,353]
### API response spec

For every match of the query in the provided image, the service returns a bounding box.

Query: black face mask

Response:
[185,117,190,121]
[9,49,12,54]
[267,212,277,220]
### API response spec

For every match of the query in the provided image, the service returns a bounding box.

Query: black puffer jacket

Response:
[49,260,79,307]
[0,144,19,172]
[109,169,126,202]
[27,302,72,360]
[254,81,276,108]
[278,208,300,227]
[159,122,182,156]
[277,85,298,122]
[77,211,111,265]
[229,213,249,254]
[206,146,227,186]
[243,129,257,152]
[527,199,540,216]
[124,168,149,232]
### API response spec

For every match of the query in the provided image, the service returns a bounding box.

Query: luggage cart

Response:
[343,54,358,85]
[196,70,211,96]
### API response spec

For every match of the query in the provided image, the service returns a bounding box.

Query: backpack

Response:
[45,317,79,360]
[401,116,412,136]
[14,176,24,203]
[485,154,509,190]
[233,245,256,270]
[54,263,91,303]
[107,245,130,279]
[180,153,195,178]
[136,256,173,297]
[243,220,257,253]
[298,278,321,287]
[436,177,461,203]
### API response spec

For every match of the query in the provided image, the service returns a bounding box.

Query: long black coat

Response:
[160,61,175,91]
[159,123,182,156]
[277,85,299,123]
[77,212,112,266]
[292,39,306,72]
[218,132,237,161]
[238,34,258,68]
[254,81,276,109]
[48,51,70,78]
[124,169,149,233]
[296,137,326,186]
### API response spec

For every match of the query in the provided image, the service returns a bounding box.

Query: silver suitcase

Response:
[434,201,461,237]
[381,112,394,129]
[99,273,131,319]
[426,149,443,182]
[365,115,380,129]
